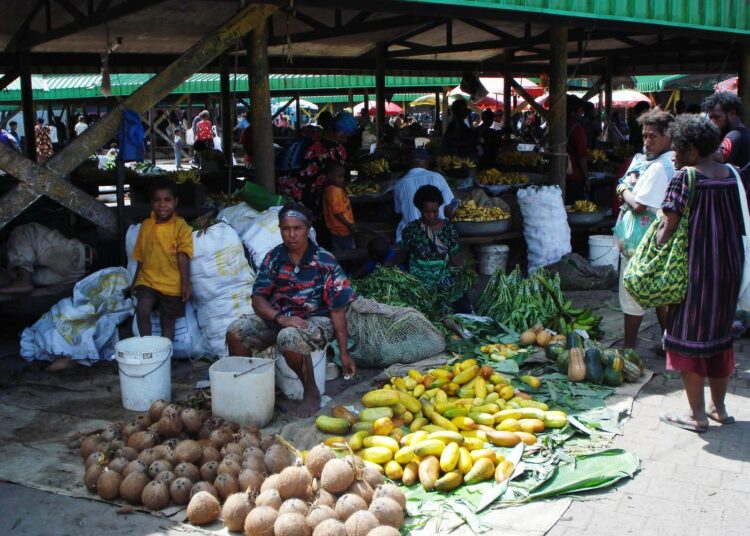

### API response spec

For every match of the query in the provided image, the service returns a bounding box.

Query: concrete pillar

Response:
[246,24,275,192]
[741,45,750,126]
[375,43,386,143]
[504,49,513,142]
[548,25,568,190]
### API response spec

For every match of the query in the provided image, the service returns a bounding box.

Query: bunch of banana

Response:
[497,151,544,168]
[346,180,381,196]
[168,169,200,184]
[437,155,477,171]
[590,149,609,164]
[478,169,530,185]
[360,158,390,177]
[571,200,598,213]
[546,298,603,337]
[453,200,510,222]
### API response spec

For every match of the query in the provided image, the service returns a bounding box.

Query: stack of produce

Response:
[316,359,568,492]
[477,169,529,185]
[518,324,567,348]
[436,155,476,175]
[567,200,598,213]
[167,169,201,184]
[497,151,544,168]
[452,200,510,222]
[535,275,603,338]
[546,336,645,386]
[589,149,608,164]
[346,181,381,196]
[359,158,390,178]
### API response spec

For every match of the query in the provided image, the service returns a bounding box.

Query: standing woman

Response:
[658,114,743,432]
[34,117,54,164]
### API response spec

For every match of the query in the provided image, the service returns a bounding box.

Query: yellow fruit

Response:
[418,456,440,491]
[431,369,453,380]
[519,399,549,411]
[515,431,537,445]
[409,418,429,432]
[473,403,501,415]
[421,424,446,434]
[499,385,515,400]
[519,407,546,420]
[457,447,473,474]
[543,411,568,429]
[474,377,487,399]
[397,391,422,413]
[439,442,460,472]
[494,409,523,423]
[323,436,348,448]
[485,393,500,404]
[408,430,429,446]
[403,377,417,390]
[413,385,425,398]
[434,390,448,406]
[401,411,414,425]
[519,375,542,390]
[484,429,522,448]
[363,436,400,453]
[520,330,537,345]
[331,406,358,425]
[362,389,401,407]
[392,377,406,391]
[469,449,497,464]
[429,412,459,432]
[359,446,393,464]
[453,365,479,385]
[497,418,520,432]
[385,460,403,480]
[373,418,394,436]
[414,439,446,457]
[408,370,423,382]
[451,416,476,431]
[359,407,394,422]
[352,422,374,434]
[315,416,351,435]
[427,431,464,445]
[389,428,404,443]
[464,458,495,485]
[435,470,463,492]
[348,430,369,451]
[462,437,484,451]
[394,446,415,465]
[461,430,487,441]
[467,412,495,427]
[495,460,515,483]
[518,418,545,434]
[402,461,419,485]
[443,406,469,419]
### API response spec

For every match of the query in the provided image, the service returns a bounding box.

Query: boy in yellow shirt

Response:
[322,162,356,251]
[131,180,193,341]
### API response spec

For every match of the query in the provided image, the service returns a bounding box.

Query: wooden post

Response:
[220,54,233,160]
[295,93,302,131]
[363,89,369,123]
[740,45,750,126]
[149,108,156,163]
[19,55,36,161]
[503,49,513,142]
[604,58,613,129]
[548,25,568,191]
[246,23,274,192]
[442,91,450,135]
[375,43,386,143]
[347,89,354,111]
[116,160,126,264]
[434,90,440,133]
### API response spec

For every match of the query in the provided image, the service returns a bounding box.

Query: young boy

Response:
[322,161,356,251]
[131,180,193,341]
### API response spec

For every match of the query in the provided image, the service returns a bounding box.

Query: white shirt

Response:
[393,167,454,242]
[632,151,675,210]
[75,122,88,136]
[48,125,58,143]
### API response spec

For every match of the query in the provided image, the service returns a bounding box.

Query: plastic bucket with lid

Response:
[115,336,172,411]
[275,348,327,401]
[477,244,510,276]
[209,357,275,427]
[589,234,619,269]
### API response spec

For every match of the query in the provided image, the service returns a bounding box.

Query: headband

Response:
[280,209,311,227]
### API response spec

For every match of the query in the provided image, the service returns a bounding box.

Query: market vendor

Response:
[389,185,470,313]
[225,202,357,418]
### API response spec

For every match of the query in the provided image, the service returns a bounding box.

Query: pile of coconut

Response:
[76,400,405,535]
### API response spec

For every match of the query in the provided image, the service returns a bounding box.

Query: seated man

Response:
[226,202,357,417]
[0,223,94,295]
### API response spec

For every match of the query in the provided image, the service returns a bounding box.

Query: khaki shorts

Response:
[619,256,645,316]
[227,314,334,356]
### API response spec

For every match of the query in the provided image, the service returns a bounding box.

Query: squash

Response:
[621,360,642,383]
[600,349,620,368]
[556,350,570,375]
[584,348,604,384]
[567,333,583,351]
[622,349,645,371]
[603,356,624,386]
[567,348,586,382]
[545,343,566,361]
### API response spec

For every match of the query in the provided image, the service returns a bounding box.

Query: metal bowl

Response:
[453,218,512,236]
[567,210,608,226]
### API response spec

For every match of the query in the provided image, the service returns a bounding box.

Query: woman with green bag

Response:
[614,109,675,350]
[656,115,743,433]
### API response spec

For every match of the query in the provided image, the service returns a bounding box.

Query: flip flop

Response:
[659,412,708,433]
[707,414,735,425]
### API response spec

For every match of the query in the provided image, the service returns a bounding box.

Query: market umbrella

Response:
[589,89,652,107]
[448,77,544,101]
[271,98,318,112]
[353,101,404,116]
[715,76,738,94]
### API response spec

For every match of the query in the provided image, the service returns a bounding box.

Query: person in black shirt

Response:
[704,91,750,169]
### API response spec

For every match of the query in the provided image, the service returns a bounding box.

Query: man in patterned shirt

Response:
[226,202,357,417]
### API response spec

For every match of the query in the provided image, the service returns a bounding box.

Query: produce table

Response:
[458,230,523,246]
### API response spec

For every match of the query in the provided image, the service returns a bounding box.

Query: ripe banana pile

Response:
[497,151,544,168]
[315,359,568,492]
[590,149,608,164]
[436,155,477,171]
[360,159,390,177]
[477,169,529,185]
[346,181,381,196]
[453,200,510,222]
[168,169,200,184]
[571,200,598,213]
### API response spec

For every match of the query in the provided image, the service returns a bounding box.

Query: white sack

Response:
[517,185,572,271]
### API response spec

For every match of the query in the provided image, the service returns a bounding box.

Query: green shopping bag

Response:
[623,167,696,309]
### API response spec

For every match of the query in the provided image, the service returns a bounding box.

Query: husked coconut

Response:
[187,490,221,525]
[209,427,234,449]
[200,461,219,482]
[190,481,219,499]
[79,435,102,459]
[264,443,294,474]
[278,498,309,516]
[96,469,122,500]
[313,518,347,536]
[84,464,104,493]
[343,510,379,536]
[367,527,400,536]
[368,497,403,528]
[127,431,157,451]
[306,505,337,530]
[362,466,384,490]
[243,505,277,536]
[255,488,282,510]
[372,484,405,509]
[174,439,203,464]
[169,477,193,505]
[141,480,170,510]
[334,494,367,521]
[122,459,148,478]
[174,462,200,482]
[260,473,280,492]
[278,466,313,499]
[274,512,310,536]
[217,459,242,479]
[137,448,161,467]
[221,442,243,457]
[321,458,355,494]
[156,413,183,438]
[214,472,239,500]
[221,491,254,532]
[242,455,268,474]
[305,445,336,479]
[180,408,204,434]
[148,399,168,422]
[115,446,139,461]
[148,459,173,479]
[237,431,260,449]
[313,489,337,509]
[200,445,222,465]
[85,451,106,470]
[237,468,264,493]
[119,472,150,504]
[346,480,373,505]
[155,470,176,485]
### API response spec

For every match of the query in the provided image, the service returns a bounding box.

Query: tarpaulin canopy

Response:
[353,101,404,116]
[716,76,738,94]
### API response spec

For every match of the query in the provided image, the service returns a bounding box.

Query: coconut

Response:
[244,505,278,536]
[173,439,202,464]
[84,464,104,493]
[147,399,167,422]
[242,455,268,474]
[96,469,122,500]
[306,445,337,479]
[180,408,204,434]
[221,442,244,457]
[344,511,379,536]
[163,447,177,465]
[100,426,120,442]
[109,439,125,452]
[362,467,384,490]
[200,445,222,465]
[314,489,337,509]
[122,422,141,437]
[84,451,105,469]
[255,488,283,510]
[306,505,337,530]
[321,459,355,494]
[237,431,261,449]
[155,470,176,485]
[148,459,173,479]
[137,448,161,467]
[222,491,254,532]
[222,453,243,465]
[313,519,347,536]
[243,446,265,460]
[279,498,309,516]
[190,481,219,499]
[346,480,373,505]
[127,431,157,451]
[119,472,150,504]
[134,414,152,429]
[113,445,138,461]
[224,421,240,432]
[260,435,275,451]
[274,512,310,536]
[156,413,183,439]
[238,468,265,493]
[141,480,170,511]
[369,497,403,529]
[209,427,234,449]
[334,494,367,522]
[260,473,280,492]
[187,490,221,525]
[217,459,242,479]
[163,437,180,450]
[214,472,240,500]
[79,435,102,459]
[174,462,200,482]
[264,443,294,475]
[200,461,220,482]
[372,484,405,510]
[162,404,182,420]
[169,477,193,505]
[366,527,400,536]
[278,466,313,499]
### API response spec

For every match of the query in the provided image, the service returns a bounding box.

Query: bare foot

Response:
[0,280,34,295]
[707,406,735,424]
[46,357,76,372]
[659,412,708,433]
[291,391,321,418]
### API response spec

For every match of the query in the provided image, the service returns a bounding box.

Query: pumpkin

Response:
[621,360,642,383]
[600,349,620,368]
[584,348,604,384]
[622,349,645,371]
[567,348,586,382]
[545,343,566,361]
[603,356,624,386]
[556,350,570,375]
[567,333,583,351]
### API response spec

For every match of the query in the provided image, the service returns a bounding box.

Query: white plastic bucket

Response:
[115,336,172,411]
[209,357,275,427]
[477,244,510,276]
[589,235,619,269]
[275,348,327,401]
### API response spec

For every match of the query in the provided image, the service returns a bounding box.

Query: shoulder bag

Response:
[730,164,750,311]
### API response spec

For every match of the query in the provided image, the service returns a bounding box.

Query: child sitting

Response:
[131,179,193,341]
[355,237,400,277]
[322,161,356,252]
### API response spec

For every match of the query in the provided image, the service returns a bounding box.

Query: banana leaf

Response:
[528,449,640,500]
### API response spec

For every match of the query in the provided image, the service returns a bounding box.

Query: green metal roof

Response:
[635,74,734,92]
[401,1,749,35]
[0,74,460,102]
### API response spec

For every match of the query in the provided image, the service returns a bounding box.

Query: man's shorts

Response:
[226,314,333,356]
[134,285,186,319]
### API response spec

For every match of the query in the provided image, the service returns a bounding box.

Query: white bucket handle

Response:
[590,247,616,264]
[233,361,271,379]
[117,350,172,379]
